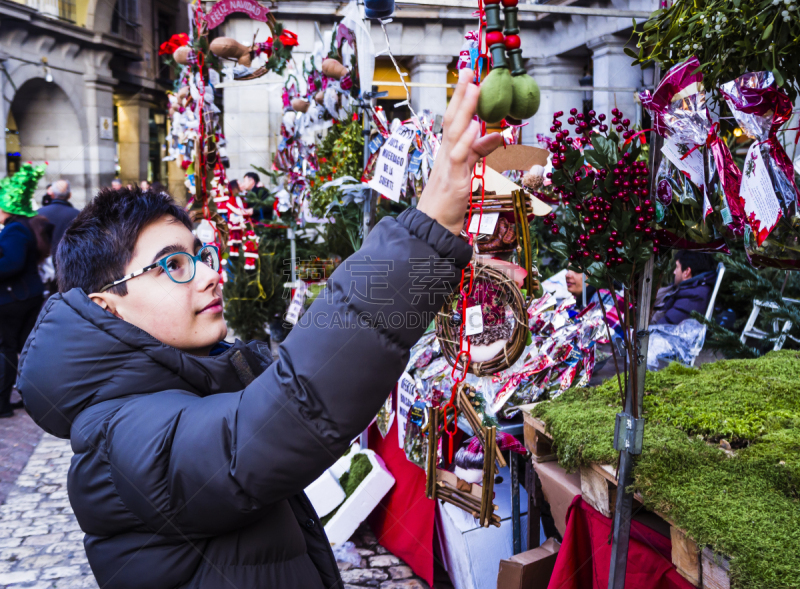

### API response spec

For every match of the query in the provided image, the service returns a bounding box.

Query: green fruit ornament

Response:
[509,73,540,120]
[477,67,513,124]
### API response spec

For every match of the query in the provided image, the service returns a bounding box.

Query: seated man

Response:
[652,251,716,325]
[16,69,501,589]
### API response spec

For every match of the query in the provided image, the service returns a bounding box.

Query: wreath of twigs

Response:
[435,263,528,376]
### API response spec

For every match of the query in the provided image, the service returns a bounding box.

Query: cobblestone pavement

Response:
[0,433,94,588]
[0,392,42,505]
[0,423,436,589]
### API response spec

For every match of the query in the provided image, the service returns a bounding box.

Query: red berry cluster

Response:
[543,106,657,274]
[542,212,559,234]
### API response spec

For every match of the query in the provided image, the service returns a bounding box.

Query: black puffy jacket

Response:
[17,209,471,589]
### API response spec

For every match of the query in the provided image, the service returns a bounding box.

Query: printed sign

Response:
[464,305,484,336]
[397,372,416,448]
[284,281,308,325]
[740,143,782,246]
[368,125,415,202]
[206,0,270,29]
[467,212,499,235]
[99,116,113,140]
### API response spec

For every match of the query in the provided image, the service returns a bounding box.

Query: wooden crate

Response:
[522,407,731,589]
[672,527,702,586]
[522,408,557,462]
[701,548,731,589]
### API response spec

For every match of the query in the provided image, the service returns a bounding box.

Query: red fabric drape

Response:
[548,496,696,589]
[368,388,436,586]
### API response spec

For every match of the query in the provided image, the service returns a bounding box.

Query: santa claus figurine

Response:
[243,230,259,271]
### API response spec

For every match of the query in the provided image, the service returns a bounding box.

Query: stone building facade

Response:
[218,0,658,181]
[0,0,188,207]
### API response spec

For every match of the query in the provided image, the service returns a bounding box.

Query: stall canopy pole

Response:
[608,63,661,589]
[608,256,653,589]
[362,89,380,239]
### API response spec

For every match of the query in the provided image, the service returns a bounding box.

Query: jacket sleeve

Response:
[105,209,473,535]
[0,225,32,280]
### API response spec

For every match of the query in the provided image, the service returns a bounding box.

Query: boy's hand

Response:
[417,68,504,235]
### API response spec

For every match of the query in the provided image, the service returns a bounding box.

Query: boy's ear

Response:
[88,292,122,319]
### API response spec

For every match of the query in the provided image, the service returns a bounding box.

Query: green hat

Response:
[0,163,46,217]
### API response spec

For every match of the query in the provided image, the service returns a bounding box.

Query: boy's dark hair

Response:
[243,171,260,184]
[228,180,239,192]
[57,187,192,296]
[674,251,715,277]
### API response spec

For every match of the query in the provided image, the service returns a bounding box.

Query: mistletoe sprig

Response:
[546,107,656,288]
[632,0,800,101]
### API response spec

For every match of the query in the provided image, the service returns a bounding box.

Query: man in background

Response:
[42,183,55,206]
[652,251,716,325]
[111,179,122,190]
[38,179,79,260]
[239,171,274,221]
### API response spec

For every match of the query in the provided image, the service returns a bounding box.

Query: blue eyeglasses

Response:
[100,245,220,293]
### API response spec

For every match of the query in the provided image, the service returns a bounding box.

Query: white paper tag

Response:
[661,139,710,215]
[368,124,416,202]
[195,219,217,244]
[397,372,416,448]
[740,143,782,246]
[467,212,499,235]
[284,281,308,325]
[464,305,484,336]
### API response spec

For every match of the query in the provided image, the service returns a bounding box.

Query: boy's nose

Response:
[195,260,221,291]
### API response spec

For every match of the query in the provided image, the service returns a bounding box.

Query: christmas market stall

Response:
[159,1,800,588]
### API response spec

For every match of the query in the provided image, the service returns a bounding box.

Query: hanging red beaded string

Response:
[441,0,490,466]
[192,1,210,220]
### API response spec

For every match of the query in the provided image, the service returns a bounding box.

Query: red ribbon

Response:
[622,128,653,146]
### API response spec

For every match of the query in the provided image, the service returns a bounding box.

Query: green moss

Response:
[320,453,374,527]
[531,351,800,589]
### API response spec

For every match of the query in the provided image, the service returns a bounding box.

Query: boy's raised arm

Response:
[103,69,503,535]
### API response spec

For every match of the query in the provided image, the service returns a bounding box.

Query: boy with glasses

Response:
[17,69,501,589]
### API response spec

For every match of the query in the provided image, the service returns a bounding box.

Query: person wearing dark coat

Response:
[0,187,45,417]
[37,179,80,260]
[240,171,275,221]
[652,251,716,325]
[16,69,503,589]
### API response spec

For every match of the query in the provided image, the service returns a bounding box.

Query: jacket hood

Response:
[17,288,266,439]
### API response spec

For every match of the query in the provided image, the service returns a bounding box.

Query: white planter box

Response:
[305,470,346,518]
[323,449,395,546]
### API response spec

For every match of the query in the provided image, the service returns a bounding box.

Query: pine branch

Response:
[691,312,762,359]
[725,258,785,306]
